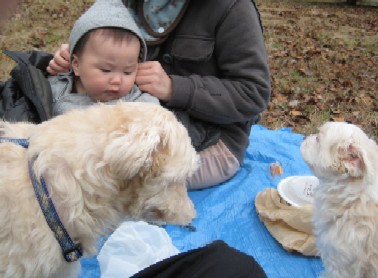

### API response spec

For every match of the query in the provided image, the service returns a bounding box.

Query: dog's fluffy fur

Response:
[301,121,378,278]
[0,102,199,278]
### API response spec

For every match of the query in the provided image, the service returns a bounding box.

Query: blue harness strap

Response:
[0,137,29,148]
[28,161,82,262]
[0,136,82,262]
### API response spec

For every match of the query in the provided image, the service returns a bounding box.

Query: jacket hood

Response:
[69,0,147,62]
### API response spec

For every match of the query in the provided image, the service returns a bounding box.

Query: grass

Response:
[0,0,377,139]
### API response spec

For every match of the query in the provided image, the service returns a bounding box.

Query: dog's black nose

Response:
[184,224,196,232]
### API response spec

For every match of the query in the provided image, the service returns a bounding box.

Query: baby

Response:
[48,0,158,116]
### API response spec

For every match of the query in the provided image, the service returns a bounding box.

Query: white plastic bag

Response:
[98,221,179,278]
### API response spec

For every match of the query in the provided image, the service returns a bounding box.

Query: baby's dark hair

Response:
[73,27,139,56]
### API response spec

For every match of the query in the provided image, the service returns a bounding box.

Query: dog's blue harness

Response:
[0,137,29,148]
[0,137,82,262]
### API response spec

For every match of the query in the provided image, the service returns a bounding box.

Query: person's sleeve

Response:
[166,0,271,125]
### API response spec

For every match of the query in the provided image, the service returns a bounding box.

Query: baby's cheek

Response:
[86,77,107,92]
[121,78,137,94]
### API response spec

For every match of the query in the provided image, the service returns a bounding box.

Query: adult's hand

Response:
[47,43,70,75]
[136,61,172,102]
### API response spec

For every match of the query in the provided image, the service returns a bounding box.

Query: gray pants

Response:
[187,140,240,190]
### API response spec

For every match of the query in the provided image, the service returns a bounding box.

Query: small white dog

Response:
[0,102,199,278]
[301,121,378,278]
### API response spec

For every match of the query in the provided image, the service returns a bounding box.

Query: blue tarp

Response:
[80,125,324,278]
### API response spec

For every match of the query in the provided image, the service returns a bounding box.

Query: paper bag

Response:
[255,188,319,256]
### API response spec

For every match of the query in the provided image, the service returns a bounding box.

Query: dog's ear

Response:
[103,127,163,180]
[339,144,365,177]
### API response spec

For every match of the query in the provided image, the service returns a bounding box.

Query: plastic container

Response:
[277,176,319,207]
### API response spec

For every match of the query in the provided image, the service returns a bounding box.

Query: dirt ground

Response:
[257,0,377,138]
[0,0,377,138]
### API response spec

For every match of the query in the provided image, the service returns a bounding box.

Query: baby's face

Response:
[72,31,140,102]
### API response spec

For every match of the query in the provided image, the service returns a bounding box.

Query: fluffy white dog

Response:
[301,121,378,278]
[0,102,199,278]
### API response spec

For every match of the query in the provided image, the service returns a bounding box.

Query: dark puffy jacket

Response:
[0,50,53,123]
[146,0,271,163]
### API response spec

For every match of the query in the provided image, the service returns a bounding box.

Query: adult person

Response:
[47,0,271,191]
